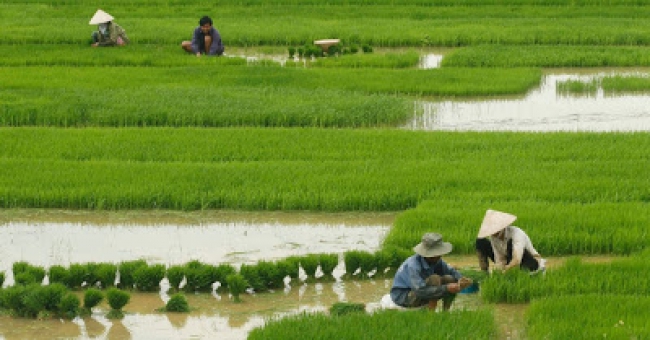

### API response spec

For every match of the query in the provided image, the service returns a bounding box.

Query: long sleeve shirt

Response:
[191,26,224,56]
[490,226,541,269]
[391,254,462,291]
[96,22,129,47]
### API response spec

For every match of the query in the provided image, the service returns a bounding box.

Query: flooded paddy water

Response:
[3,50,646,339]
[230,47,650,132]
[0,211,621,339]
[411,69,650,132]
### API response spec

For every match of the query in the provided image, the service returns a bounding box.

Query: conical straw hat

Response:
[477,209,517,238]
[89,9,114,25]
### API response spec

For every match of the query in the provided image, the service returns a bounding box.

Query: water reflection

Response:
[410,70,650,132]
[0,212,392,275]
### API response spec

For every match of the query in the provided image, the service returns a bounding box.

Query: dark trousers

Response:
[475,238,539,271]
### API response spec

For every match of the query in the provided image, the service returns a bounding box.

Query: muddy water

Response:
[0,211,621,340]
[0,210,397,339]
[410,69,650,132]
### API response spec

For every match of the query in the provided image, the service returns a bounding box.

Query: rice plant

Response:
[164,293,190,313]
[248,308,496,339]
[526,294,650,339]
[106,288,130,319]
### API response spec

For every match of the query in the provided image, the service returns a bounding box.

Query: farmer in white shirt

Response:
[476,209,545,273]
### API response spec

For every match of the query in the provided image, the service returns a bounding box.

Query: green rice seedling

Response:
[0,271,4,288]
[253,261,285,289]
[444,45,650,68]
[329,302,365,316]
[239,264,263,293]
[118,260,147,290]
[67,264,88,289]
[12,262,46,286]
[106,288,130,319]
[182,261,222,292]
[288,47,296,59]
[343,250,375,279]
[602,75,650,93]
[526,294,650,339]
[47,265,69,287]
[57,293,80,320]
[226,274,248,303]
[133,264,165,292]
[311,50,419,69]
[83,288,104,312]
[164,293,190,313]
[2,285,28,317]
[279,256,302,281]
[249,308,496,339]
[298,254,320,282]
[482,256,650,303]
[93,263,117,288]
[84,263,100,287]
[556,79,599,96]
[36,283,68,313]
[317,254,339,281]
[214,264,237,290]
[165,265,185,292]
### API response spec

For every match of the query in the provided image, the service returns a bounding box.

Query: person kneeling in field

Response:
[181,16,224,57]
[476,209,546,273]
[390,233,472,311]
[89,9,129,47]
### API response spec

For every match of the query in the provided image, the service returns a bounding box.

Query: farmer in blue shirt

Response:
[390,233,472,310]
[181,16,224,57]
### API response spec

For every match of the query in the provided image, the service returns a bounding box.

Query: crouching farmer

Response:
[390,233,472,311]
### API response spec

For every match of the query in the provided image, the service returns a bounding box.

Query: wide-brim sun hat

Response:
[477,209,517,238]
[413,233,453,257]
[89,9,114,25]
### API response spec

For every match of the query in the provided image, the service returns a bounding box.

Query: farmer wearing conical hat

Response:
[476,209,545,273]
[390,233,472,311]
[89,9,129,47]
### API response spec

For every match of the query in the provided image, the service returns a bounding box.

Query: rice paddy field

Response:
[1,0,650,338]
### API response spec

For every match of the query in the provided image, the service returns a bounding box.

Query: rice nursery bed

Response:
[3,0,650,338]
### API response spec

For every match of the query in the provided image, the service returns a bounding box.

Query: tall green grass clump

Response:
[0,272,5,288]
[118,260,148,290]
[106,288,130,319]
[164,293,190,313]
[526,294,650,339]
[47,265,70,287]
[67,263,88,289]
[240,260,286,291]
[557,79,599,96]
[83,288,104,313]
[249,308,496,339]
[94,263,118,288]
[481,257,650,303]
[12,262,46,286]
[329,302,365,316]
[182,261,235,292]
[317,254,339,281]
[226,274,249,303]
[1,283,73,319]
[166,265,185,292]
[133,264,165,292]
[58,293,80,319]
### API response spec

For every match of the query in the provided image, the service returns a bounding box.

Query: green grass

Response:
[481,256,650,303]
[248,308,496,339]
[0,129,648,214]
[526,294,650,339]
[443,45,650,67]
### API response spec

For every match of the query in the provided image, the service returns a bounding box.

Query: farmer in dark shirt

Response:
[390,233,472,311]
[181,16,224,57]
